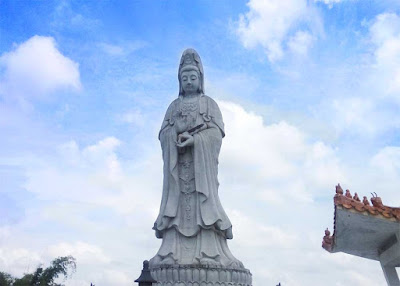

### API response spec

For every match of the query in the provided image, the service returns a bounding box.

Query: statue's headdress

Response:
[178,48,204,96]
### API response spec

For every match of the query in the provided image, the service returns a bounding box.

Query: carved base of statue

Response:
[150,264,252,286]
[149,228,252,285]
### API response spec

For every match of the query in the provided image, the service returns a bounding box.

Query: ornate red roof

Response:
[322,184,400,252]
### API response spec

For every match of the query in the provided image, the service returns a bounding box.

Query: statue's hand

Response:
[177,133,194,147]
[177,131,189,144]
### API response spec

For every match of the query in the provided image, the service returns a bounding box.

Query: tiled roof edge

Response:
[322,184,400,253]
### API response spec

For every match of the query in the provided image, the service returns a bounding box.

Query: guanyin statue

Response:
[149,48,252,286]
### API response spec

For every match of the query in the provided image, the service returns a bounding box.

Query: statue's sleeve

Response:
[159,100,177,139]
[193,118,231,231]
[202,96,225,138]
[192,96,232,230]
[155,100,179,233]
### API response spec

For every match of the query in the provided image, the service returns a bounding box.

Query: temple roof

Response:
[322,184,400,262]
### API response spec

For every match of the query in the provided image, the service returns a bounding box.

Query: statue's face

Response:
[181,70,200,95]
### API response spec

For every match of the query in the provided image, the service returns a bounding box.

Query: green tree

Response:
[0,256,76,286]
[0,272,15,286]
[13,274,32,286]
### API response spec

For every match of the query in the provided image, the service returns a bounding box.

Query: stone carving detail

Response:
[322,228,333,252]
[335,184,343,195]
[370,192,384,208]
[150,265,252,286]
[149,48,251,285]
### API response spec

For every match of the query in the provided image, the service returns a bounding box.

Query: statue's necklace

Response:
[179,95,199,115]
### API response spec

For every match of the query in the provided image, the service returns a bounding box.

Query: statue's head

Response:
[178,48,204,96]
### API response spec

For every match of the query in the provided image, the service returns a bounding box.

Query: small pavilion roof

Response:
[322,184,400,262]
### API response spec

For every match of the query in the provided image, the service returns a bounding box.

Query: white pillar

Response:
[380,231,400,286]
[380,263,400,286]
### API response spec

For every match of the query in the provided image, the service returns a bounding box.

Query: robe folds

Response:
[151,94,243,267]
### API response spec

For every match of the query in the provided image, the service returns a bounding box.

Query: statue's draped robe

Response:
[151,95,242,267]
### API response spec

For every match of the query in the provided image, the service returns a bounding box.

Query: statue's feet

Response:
[149,255,161,268]
[199,257,221,267]
[160,255,176,266]
[228,260,244,269]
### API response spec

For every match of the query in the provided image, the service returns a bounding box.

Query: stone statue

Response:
[149,49,252,285]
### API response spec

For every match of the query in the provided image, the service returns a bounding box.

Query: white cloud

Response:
[366,147,400,204]
[51,1,101,32]
[236,0,322,61]
[331,97,378,135]
[218,100,345,204]
[98,43,125,56]
[0,247,42,277]
[370,146,400,177]
[369,13,400,98]
[102,270,132,286]
[315,0,344,8]
[228,209,298,248]
[24,137,122,202]
[47,241,110,264]
[0,241,133,286]
[0,35,81,101]
[116,109,144,125]
[98,40,147,56]
[322,13,400,136]
[288,30,314,56]
[24,136,161,216]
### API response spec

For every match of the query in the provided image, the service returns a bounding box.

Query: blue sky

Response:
[1,0,400,285]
